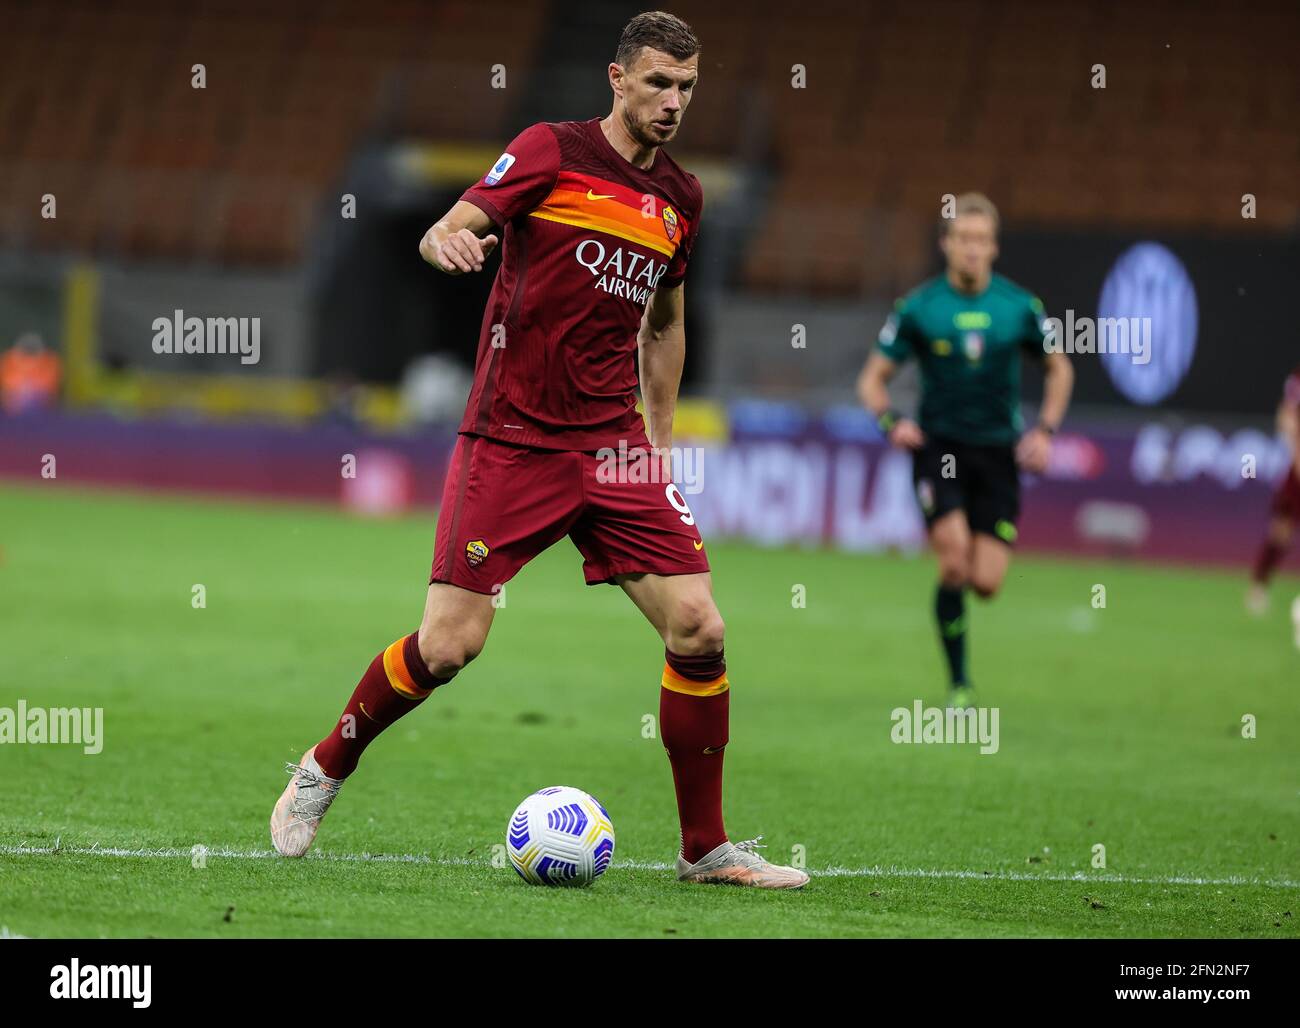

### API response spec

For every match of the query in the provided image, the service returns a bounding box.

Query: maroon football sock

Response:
[313,633,447,779]
[1252,541,1286,584]
[659,648,729,864]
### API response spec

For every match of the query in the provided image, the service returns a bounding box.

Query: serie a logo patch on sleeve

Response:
[485,153,516,186]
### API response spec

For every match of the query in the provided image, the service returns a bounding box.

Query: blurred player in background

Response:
[857,193,1074,708]
[269,11,807,889]
[1246,364,1300,615]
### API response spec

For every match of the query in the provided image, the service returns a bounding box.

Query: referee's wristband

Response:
[877,409,901,434]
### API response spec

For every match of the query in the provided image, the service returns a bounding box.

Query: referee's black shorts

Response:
[911,435,1021,544]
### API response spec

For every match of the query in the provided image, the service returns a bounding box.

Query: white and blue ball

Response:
[506,786,615,887]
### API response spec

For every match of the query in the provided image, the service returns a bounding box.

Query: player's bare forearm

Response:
[1016,350,1074,472]
[1277,400,1299,446]
[1279,401,1300,470]
[638,284,686,451]
[857,352,896,418]
[419,200,499,275]
[1037,350,1074,430]
[859,351,923,448]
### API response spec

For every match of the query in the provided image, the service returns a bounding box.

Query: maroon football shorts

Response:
[429,434,710,594]
[1270,464,1300,518]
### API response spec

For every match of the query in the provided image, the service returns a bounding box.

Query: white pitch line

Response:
[1,843,1296,890]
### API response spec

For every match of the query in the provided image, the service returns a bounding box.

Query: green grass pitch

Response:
[1,483,1296,938]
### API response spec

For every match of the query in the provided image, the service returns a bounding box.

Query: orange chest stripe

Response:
[530,190,679,257]
[531,170,689,246]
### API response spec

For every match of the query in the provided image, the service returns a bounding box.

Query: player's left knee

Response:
[667,599,725,655]
[970,578,1002,600]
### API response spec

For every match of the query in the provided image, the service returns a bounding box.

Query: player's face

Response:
[941,213,998,281]
[614,48,698,147]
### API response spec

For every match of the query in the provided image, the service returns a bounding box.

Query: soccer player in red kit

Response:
[270,11,808,888]
[1247,364,1300,614]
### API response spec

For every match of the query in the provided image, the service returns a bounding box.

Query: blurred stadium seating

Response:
[0,0,545,264]
[0,0,1296,568]
[1,0,1294,285]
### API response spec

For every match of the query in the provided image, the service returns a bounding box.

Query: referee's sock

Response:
[935,584,968,686]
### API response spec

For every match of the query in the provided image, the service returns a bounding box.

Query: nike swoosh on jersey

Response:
[693,539,705,550]
[586,189,617,201]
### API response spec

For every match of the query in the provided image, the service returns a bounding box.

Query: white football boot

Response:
[676,835,810,889]
[270,746,344,857]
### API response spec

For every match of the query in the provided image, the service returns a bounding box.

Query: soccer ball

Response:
[506,786,615,887]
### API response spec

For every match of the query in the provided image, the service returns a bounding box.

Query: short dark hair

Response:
[615,11,700,69]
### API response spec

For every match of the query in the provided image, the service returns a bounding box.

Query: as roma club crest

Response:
[661,205,679,241]
[465,539,490,568]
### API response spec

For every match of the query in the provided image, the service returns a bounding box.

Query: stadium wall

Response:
[1,408,1292,570]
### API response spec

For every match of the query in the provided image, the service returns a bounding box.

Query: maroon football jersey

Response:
[456,118,702,451]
